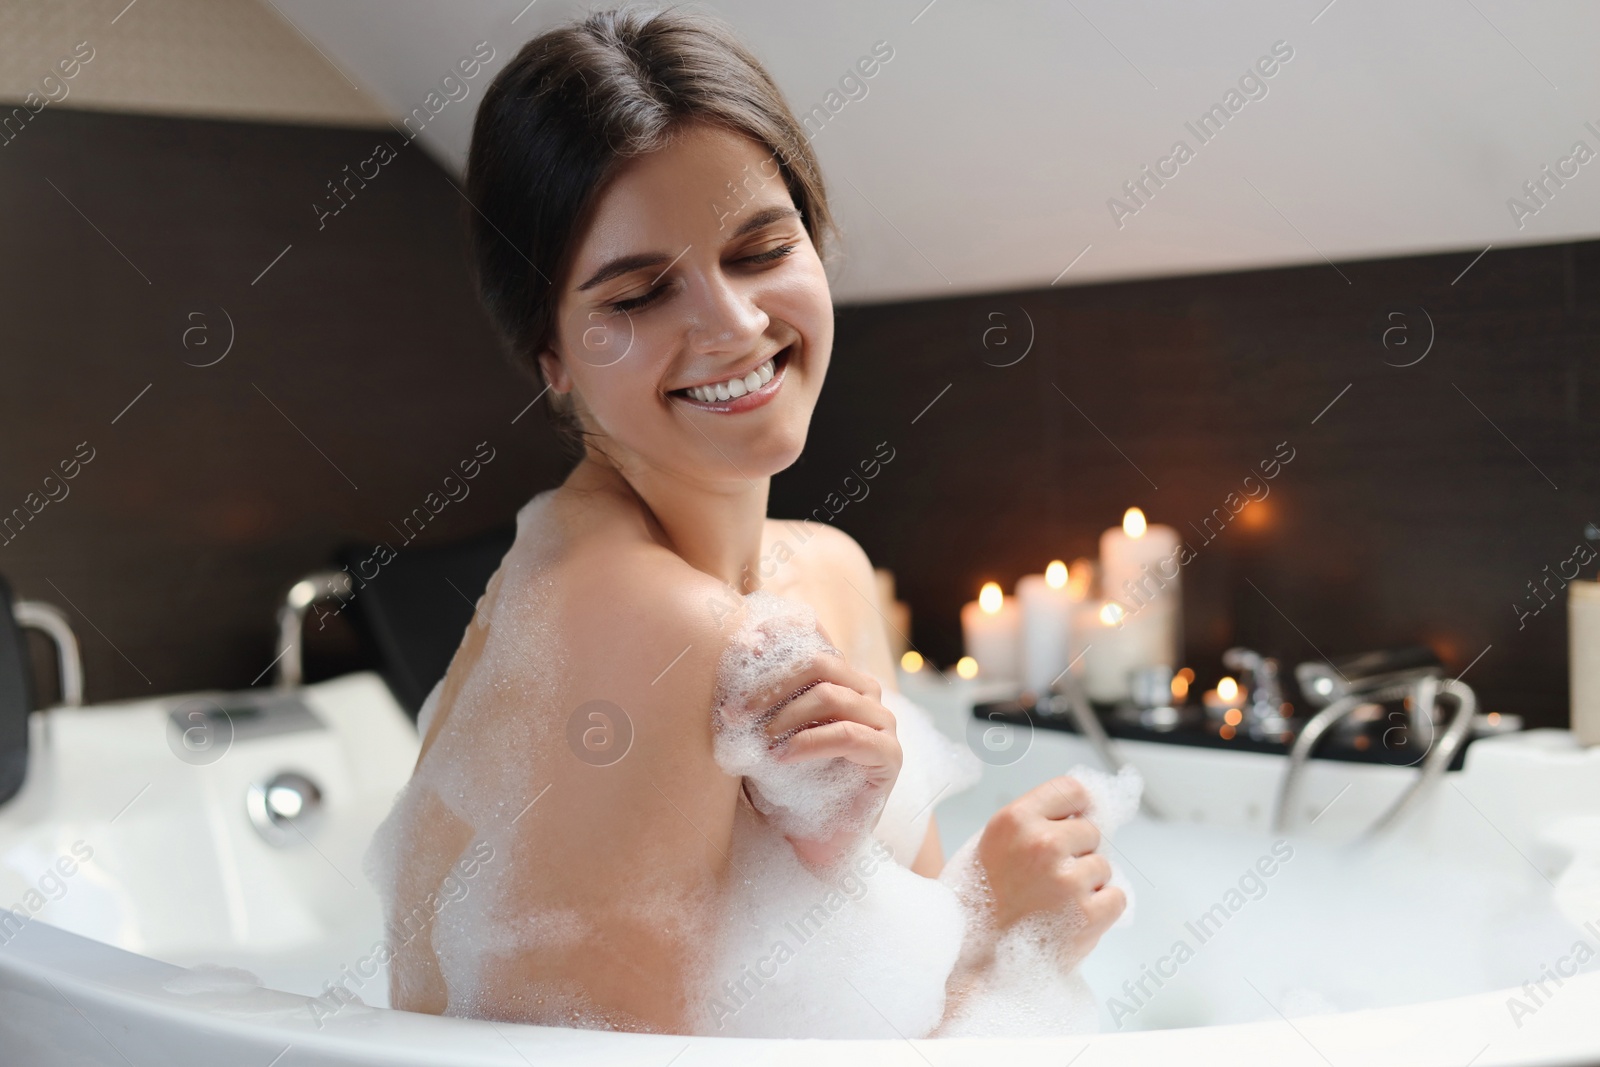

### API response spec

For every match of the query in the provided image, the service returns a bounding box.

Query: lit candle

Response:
[1571,579,1600,746]
[1017,560,1077,696]
[896,654,1011,741]
[1099,507,1183,669]
[960,581,1021,686]
[1081,599,1167,703]
[1203,675,1244,715]
[874,568,913,660]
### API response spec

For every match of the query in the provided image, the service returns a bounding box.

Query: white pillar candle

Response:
[1099,507,1183,668]
[1066,559,1101,688]
[1081,600,1167,703]
[960,581,1021,686]
[1571,579,1600,746]
[1017,561,1077,696]
[874,568,913,660]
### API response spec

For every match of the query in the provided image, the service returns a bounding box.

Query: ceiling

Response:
[0,0,389,126]
[34,0,1600,304]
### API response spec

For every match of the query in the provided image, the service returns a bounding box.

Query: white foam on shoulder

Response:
[361,517,571,1021]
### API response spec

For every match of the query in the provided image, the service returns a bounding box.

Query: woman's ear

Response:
[536,347,572,394]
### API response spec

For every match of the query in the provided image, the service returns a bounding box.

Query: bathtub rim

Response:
[1,910,1596,1067]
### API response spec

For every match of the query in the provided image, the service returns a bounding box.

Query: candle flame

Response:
[900,650,924,673]
[979,582,1004,613]
[956,656,979,679]
[1217,676,1239,702]
[1171,673,1190,700]
[1044,560,1068,589]
[1123,507,1147,538]
[1068,558,1095,599]
[1098,601,1126,627]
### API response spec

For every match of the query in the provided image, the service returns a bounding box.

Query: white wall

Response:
[26,0,1600,303]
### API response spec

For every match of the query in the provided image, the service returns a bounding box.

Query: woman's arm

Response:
[911,815,945,877]
[792,522,903,694]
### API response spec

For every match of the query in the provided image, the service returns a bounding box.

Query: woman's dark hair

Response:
[465,3,839,458]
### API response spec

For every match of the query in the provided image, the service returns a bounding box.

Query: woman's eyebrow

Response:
[574,205,801,293]
[726,204,801,240]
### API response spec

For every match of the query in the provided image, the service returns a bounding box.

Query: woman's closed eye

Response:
[606,243,799,313]
[743,242,798,266]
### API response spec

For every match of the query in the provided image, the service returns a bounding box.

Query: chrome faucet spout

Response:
[1272,659,1477,838]
[274,571,355,689]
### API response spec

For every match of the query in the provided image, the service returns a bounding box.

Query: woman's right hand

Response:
[733,624,902,867]
[971,775,1126,965]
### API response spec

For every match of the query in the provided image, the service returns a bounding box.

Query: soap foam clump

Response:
[710,589,874,843]
[692,808,967,1038]
[937,762,1143,1037]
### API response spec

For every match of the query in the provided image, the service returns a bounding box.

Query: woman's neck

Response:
[568,453,770,591]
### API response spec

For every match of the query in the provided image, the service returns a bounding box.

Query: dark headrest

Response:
[334,525,516,719]
[0,575,35,805]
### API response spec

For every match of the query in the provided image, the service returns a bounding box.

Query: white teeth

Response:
[681,354,780,404]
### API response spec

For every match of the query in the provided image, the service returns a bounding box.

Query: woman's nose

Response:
[685,269,769,354]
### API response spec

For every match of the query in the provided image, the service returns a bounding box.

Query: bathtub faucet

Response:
[274,571,355,689]
[1221,647,1292,740]
[1273,646,1477,837]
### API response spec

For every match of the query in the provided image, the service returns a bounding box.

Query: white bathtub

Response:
[2,668,1598,1066]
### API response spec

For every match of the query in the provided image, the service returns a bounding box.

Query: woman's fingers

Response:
[764,680,895,744]
[1067,851,1112,893]
[775,718,898,770]
[1020,775,1093,821]
[746,648,882,723]
[1083,884,1127,928]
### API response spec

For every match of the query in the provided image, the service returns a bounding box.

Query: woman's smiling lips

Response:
[669,345,792,414]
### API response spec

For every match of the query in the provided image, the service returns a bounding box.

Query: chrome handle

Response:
[274,571,354,689]
[12,600,83,708]
[1223,646,1288,739]
[1272,675,1478,838]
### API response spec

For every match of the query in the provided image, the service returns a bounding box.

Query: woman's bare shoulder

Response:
[517,486,748,635]
[516,498,755,747]
[761,519,897,683]
[423,492,747,755]
[465,493,748,846]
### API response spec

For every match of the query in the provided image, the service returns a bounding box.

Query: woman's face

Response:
[540,121,834,485]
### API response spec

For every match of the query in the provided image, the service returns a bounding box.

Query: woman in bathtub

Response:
[366,3,1125,1036]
